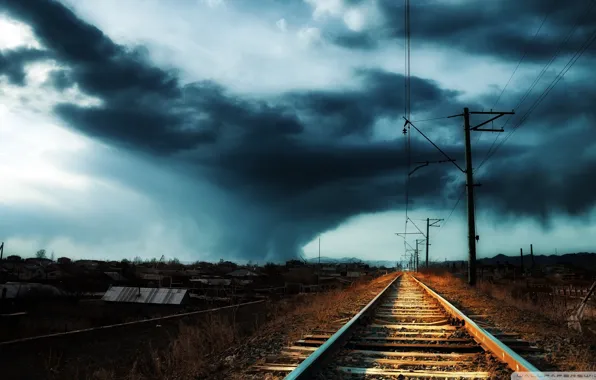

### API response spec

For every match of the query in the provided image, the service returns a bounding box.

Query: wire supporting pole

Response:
[426,219,430,268]
[463,107,477,286]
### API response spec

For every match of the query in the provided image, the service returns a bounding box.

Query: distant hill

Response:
[306,256,397,268]
[476,252,596,270]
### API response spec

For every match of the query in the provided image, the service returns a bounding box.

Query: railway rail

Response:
[253,273,543,379]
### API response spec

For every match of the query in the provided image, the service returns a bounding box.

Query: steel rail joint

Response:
[410,274,544,379]
[284,273,402,380]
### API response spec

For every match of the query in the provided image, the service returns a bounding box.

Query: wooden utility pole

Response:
[520,248,524,274]
[463,107,478,285]
[405,107,513,285]
[530,244,534,269]
[425,218,442,268]
[451,108,514,285]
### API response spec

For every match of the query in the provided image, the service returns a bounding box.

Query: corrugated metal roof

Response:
[101,286,188,305]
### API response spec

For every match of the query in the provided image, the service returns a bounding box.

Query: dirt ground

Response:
[207,272,397,380]
[416,272,596,372]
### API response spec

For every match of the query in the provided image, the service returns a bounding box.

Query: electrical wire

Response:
[476,1,596,172]
[491,9,552,110]
[478,18,596,170]
[475,6,555,170]
[434,185,465,239]
[410,115,452,123]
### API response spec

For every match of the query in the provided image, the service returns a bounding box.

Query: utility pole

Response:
[463,107,478,286]
[425,218,442,268]
[520,248,524,274]
[415,239,425,272]
[530,244,534,269]
[447,107,514,286]
[415,240,419,272]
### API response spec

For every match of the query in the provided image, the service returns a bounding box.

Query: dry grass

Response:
[418,272,596,372]
[77,273,396,380]
[80,314,239,380]
[476,280,572,323]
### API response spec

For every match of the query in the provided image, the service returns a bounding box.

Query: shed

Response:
[101,286,189,305]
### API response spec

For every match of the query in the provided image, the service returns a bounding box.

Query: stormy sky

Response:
[0,0,595,263]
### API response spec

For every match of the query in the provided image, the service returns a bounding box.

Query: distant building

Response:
[18,265,45,281]
[227,269,260,278]
[25,258,53,266]
[104,271,127,283]
[74,260,99,270]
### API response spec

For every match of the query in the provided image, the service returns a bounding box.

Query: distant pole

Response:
[0,242,3,262]
[415,240,419,272]
[520,248,524,274]
[426,219,430,268]
[318,236,321,291]
[530,244,534,269]
[425,218,443,268]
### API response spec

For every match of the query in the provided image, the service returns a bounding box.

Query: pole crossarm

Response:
[403,118,465,174]
[429,218,443,227]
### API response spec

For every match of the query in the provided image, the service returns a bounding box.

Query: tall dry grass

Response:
[421,272,574,324]
[475,280,573,324]
[77,273,396,380]
[82,314,239,380]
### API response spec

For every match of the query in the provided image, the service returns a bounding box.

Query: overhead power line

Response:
[476,0,596,172]
[410,115,452,123]
[435,185,465,239]
[491,9,553,110]
[485,27,596,162]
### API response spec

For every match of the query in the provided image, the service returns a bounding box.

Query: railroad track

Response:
[253,273,543,379]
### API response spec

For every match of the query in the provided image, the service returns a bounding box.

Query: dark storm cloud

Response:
[0,47,49,85]
[284,69,466,138]
[331,33,378,50]
[335,0,596,63]
[3,0,595,260]
[0,0,473,260]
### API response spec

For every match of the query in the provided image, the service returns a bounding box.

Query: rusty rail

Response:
[284,273,402,380]
[411,275,543,378]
